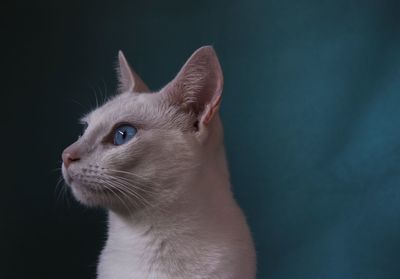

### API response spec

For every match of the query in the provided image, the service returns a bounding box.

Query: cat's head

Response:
[61,46,224,214]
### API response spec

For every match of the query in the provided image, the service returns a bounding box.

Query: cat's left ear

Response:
[117,51,150,93]
[164,46,223,126]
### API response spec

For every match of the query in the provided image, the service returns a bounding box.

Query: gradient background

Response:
[3,0,400,278]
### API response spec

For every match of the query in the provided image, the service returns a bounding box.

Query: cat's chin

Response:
[62,165,107,207]
[68,181,104,207]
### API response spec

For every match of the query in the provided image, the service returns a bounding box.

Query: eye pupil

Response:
[119,130,126,138]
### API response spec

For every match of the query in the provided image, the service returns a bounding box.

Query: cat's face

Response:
[61,46,223,214]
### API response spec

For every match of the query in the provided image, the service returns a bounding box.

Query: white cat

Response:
[61,46,256,279]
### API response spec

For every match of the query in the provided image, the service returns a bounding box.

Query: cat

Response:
[61,46,256,279]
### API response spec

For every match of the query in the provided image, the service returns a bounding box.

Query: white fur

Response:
[61,46,256,279]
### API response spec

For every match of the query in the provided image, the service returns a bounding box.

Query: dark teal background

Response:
[3,0,400,278]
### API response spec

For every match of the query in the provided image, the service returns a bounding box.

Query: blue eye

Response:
[113,125,137,145]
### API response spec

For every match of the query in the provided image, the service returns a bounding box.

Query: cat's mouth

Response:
[61,164,151,210]
[61,166,113,206]
[63,170,103,193]
[62,165,92,191]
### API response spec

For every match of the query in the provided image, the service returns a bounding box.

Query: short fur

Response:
[61,46,256,279]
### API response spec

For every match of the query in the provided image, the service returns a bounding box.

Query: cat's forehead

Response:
[83,92,155,123]
[81,91,189,131]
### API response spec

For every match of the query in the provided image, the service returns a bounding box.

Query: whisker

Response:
[98,177,138,203]
[105,177,153,209]
[87,83,98,110]
[97,179,134,215]
[51,167,62,173]
[93,86,99,108]
[109,175,157,195]
[54,176,72,209]
[99,170,171,214]
[70,98,85,109]
[101,79,109,103]
[64,183,72,209]
[103,169,161,186]
[105,176,170,216]
[54,176,65,202]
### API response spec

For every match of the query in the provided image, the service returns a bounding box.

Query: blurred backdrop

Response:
[3,0,400,278]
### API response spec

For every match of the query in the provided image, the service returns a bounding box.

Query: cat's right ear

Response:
[117,51,150,93]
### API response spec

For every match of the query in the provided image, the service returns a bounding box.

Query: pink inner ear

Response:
[202,94,222,125]
[163,46,224,123]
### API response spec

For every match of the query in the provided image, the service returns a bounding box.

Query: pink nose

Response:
[62,151,80,168]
